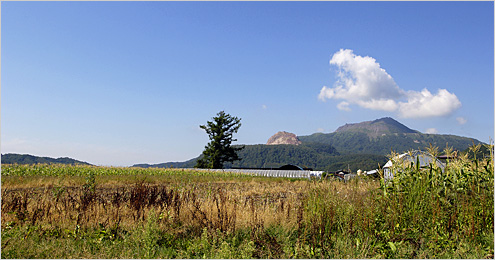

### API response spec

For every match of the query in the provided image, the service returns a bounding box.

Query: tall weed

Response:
[1,149,493,259]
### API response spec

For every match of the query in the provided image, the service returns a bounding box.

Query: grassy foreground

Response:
[1,147,494,258]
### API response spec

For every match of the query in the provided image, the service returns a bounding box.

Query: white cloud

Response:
[319,49,462,118]
[456,117,467,125]
[336,101,351,111]
[262,104,267,110]
[316,128,325,132]
[318,49,404,110]
[398,89,461,118]
[357,99,398,112]
[425,128,438,134]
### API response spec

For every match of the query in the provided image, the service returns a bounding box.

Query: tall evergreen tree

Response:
[195,111,244,169]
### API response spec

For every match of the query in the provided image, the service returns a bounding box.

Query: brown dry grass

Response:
[2,175,375,234]
[2,162,492,259]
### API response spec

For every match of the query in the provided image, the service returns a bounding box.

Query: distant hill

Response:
[1,153,92,165]
[334,117,419,137]
[133,143,387,172]
[133,157,198,169]
[134,117,485,172]
[226,144,386,172]
[299,117,482,155]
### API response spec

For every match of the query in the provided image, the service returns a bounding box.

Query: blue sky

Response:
[2,1,493,166]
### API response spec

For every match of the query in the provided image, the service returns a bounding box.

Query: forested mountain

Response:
[334,117,419,137]
[298,131,480,156]
[1,153,92,165]
[4,116,485,173]
[134,143,387,172]
[226,144,386,172]
[134,117,485,172]
[299,118,482,156]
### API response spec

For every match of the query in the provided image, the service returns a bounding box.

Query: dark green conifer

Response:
[195,111,244,169]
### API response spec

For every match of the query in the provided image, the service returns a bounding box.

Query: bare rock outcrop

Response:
[266,131,302,145]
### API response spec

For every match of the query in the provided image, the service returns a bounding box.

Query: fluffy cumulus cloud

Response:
[398,89,462,118]
[318,49,461,118]
[318,49,404,110]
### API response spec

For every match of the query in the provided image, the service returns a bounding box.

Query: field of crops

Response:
[1,146,494,258]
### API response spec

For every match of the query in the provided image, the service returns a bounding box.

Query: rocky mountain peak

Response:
[266,131,302,145]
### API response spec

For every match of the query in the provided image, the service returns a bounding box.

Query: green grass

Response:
[1,163,259,179]
[1,146,493,258]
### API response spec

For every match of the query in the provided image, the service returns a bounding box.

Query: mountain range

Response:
[1,153,92,165]
[134,117,484,172]
[1,118,484,172]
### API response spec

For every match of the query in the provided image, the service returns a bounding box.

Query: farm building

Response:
[383,150,445,180]
[325,170,352,181]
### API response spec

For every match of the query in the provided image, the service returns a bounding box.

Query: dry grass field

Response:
[1,147,493,258]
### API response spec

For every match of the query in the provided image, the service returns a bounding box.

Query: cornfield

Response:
[1,145,493,258]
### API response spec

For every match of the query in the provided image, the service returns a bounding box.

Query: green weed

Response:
[1,147,493,259]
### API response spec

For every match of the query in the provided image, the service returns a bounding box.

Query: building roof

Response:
[383,150,445,170]
[382,150,446,180]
